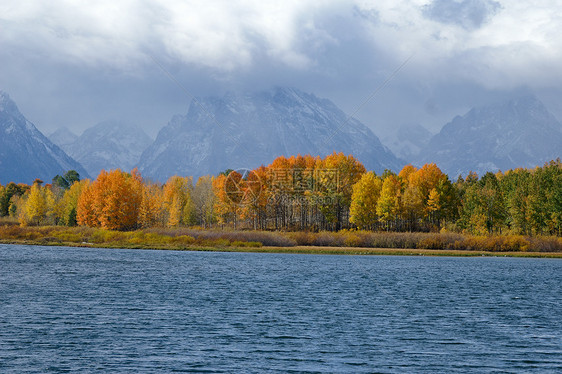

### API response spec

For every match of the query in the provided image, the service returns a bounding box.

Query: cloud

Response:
[423,0,502,30]
[0,0,335,72]
[1,0,562,136]
[2,0,561,86]
[354,1,562,89]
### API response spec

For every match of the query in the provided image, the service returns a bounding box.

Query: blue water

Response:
[0,244,560,373]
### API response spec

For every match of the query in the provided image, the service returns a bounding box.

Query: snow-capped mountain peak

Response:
[138,87,404,181]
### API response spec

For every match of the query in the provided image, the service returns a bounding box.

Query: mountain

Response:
[138,87,403,181]
[0,91,89,184]
[48,127,78,149]
[55,121,152,178]
[418,94,562,178]
[382,123,433,162]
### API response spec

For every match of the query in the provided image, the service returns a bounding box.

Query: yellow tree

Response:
[409,163,448,203]
[349,172,383,230]
[321,152,366,203]
[163,176,194,227]
[138,183,165,228]
[398,164,417,180]
[20,183,56,226]
[58,179,90,226]
[376,175,401,230]
[212,172,241,227]
[427,188,440,226]
[192,176,217,228]
[408,163,448,224]
[0,184,5,216]
[402,185,424,231]
[319,152,366,229]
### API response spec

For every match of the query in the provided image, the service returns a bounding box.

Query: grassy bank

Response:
[0,224,561,258]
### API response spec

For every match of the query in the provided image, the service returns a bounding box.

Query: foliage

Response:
[19,183,56,226]
[349,172,382,229]
[2,156,561,240]
[77,169,143,230]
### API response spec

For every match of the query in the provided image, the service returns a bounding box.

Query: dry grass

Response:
[1,225,560,254]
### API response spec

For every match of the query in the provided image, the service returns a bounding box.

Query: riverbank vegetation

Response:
[0,225,560,256]
[0,154,561,254]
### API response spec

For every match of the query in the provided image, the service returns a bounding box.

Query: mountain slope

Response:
[48,127,78,149]
[56,121,152,178]
[0,91,89,184]
[138,87,403,181]
[418,94,562,177]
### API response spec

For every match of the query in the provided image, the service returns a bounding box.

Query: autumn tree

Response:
[349,172,382,229]
[20,182,56,226]
[407,163,449,228]
[377,174,401,230]
[76,179,97,227]
[76,169,143,230]
[0,182,29,217]
[212,172,240,228]
[138,182,165,228]
[163,176,195,227]
[318,152,366,230]
[192,176,217,228]
[56,179,89,226]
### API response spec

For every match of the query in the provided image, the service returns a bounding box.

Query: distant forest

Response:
[1,153,561,237]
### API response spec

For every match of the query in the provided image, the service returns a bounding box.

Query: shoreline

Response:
[1,239,561,258]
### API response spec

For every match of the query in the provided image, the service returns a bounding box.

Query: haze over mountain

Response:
[138,87,404,181]
[382,124,433,162]
[418,94,562,178]
[51,121,152,179]
[48,127,78,149]
[0,91,89,184]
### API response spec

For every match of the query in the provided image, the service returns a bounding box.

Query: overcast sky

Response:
[1,0,562,138]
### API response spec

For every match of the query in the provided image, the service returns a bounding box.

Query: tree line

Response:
[1,154,560,236]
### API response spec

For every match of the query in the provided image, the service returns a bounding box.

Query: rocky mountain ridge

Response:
[138,87,404,181]
[0,91,89,184]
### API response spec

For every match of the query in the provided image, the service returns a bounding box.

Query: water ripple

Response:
[0,245,561,373]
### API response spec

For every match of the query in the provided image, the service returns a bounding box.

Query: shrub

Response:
[312,232,345,247]
[285,231,315,246]
[51,230,82,243]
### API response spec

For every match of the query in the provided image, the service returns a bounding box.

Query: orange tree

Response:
[77,169,143,230]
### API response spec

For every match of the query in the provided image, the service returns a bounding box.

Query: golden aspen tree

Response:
[398,164,417,184]
[59,180,89,226]
[138,183,165,228]
[163,176,194,227]
[319,152,366,229]
[349,171,382,229]
[182,186,196,226]
[19,183,56,226]
[192,176,217,228]
[376,175,401,229]
[21,184,45,226]
[77,169,142,230]
[77,180,97,227]
[212,172,241,227]
[427,187,440,226]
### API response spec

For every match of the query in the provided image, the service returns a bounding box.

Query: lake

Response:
[0,244,561,373]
